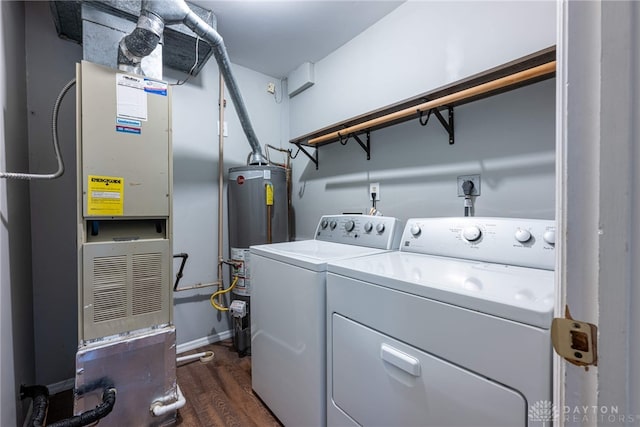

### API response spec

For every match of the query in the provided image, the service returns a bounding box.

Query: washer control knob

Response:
[514,228,532,243]
[329,220,337,230]
[543,229,556,245]
[462,226,482,242]
[364,222,373,233]
[410,224,421,236]
[376,223,386,234]
[320,219,328,229]
[345,220,355,232]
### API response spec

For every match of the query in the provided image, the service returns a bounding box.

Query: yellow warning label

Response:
[265,183,274,206]
[87,175,124,216]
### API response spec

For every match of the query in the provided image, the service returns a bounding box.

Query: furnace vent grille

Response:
[82,239,171,341]
[132,253,163,315]
[93,255,127,323]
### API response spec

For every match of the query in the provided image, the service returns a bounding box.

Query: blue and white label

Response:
[144,78,168,96]
[116,125,141,135]
[116,117,142,127]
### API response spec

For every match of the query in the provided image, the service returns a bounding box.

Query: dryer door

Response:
[331,314,526,427]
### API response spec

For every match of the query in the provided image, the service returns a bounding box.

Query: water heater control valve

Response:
[230,300,247,318]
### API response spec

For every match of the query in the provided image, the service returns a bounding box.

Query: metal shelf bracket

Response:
[338,131,371,161]
[418,106,455,145]
[294,142,318,170]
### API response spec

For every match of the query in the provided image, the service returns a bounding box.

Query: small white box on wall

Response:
[287,61,315,97]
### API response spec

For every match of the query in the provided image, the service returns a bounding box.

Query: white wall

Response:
[1,2,35,426]
[289,1,557,239]
[24,1,285,385]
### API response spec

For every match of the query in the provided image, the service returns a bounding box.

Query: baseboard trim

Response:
[47,377,75,394]
[176,330,233,354]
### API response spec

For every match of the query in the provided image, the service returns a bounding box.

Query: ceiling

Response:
[190,1,405,78]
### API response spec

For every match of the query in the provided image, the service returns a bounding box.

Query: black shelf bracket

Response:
[294,142,318,170]
[418,106,455,145]
[338,131,371,161]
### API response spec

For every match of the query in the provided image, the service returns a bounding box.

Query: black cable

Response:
[47,387,116,427]
[20,385,49,427]
[462,180,475,217]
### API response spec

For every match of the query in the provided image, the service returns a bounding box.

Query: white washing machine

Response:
[326,217,556,427]
[250,215,403,427]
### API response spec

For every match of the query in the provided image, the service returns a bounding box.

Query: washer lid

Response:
[327,251,554,328]
[250,240,390,272]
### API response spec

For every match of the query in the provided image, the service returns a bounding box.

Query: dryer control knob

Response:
[320,219,328,229]
[364,222,373,233]
[410,224,421,236]
[543,229,556,245]
[345,220,355,232]
[329,220,337,230]
[462,226,482,242]
[514,228,532,243]
[376,223,386,234]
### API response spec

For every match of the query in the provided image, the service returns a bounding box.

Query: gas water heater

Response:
[227,165,289,355]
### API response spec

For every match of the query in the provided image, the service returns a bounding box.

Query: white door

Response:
[557,1,639,425]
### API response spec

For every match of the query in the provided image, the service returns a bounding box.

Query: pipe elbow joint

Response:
[117,10,164,74]
[142,0,191,25]
[248,152,268,166]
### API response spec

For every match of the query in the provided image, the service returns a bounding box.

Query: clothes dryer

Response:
[250,215,402,427]
[326,217,556,427]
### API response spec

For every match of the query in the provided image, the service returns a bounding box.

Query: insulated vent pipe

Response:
[117,0,267,165]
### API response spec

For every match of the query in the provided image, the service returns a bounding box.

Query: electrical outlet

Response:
[369,182,381,201]
[457,175,481,197]
[267,82,276,94]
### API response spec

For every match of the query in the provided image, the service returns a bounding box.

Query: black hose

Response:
[47,387,116,427]
[173,253,189,291]
[20,385,49,427]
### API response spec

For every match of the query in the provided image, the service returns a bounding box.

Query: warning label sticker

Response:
[87,175,124,216]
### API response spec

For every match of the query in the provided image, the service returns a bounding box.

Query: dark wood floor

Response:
[176,340,282,426]
[46,340,282,426]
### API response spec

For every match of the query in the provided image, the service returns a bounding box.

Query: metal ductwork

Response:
[182,5,267,165]
[50,1,216,79]
[115,0,267,165]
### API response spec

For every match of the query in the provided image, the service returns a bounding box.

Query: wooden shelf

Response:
[290,46,556,169]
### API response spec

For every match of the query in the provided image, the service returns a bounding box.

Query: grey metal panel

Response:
[82,5,164,80]
[228,166,289,248]
[80,60,170,218]
[82,239,171,341]
[75,327,177,426]
[50,0,216,76]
